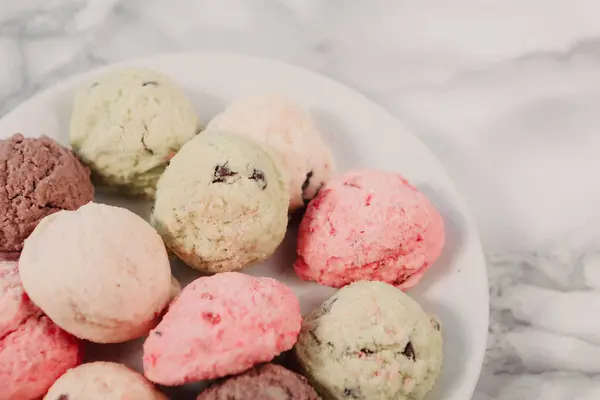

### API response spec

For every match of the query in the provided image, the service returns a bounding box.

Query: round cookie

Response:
[143,272,302,385]
[294,281,443,400]
[197,363,320,400]
[206,93,334,211]
[70,67,199,197]
[0,133,94,258]
[0,261,81,400]
[19,202,172,343]
[44,362,167,400]
[152,130,289,273]
[294,169,444,290]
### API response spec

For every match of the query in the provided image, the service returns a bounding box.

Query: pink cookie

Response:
[143,272,302,385]
[294,169,445,290]
[0,261,81,400]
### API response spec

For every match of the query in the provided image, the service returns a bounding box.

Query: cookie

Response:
[143,272,302,385]
[206,93,334,211]
[294,169,444,290]
[294,281,443,400]
[19,203,172,343]
[44,362,167,400]
[197,363,320,400]
[0,261,81,400]
[151,130,289,273]
[0,133,93,258]
[70,67,199,197]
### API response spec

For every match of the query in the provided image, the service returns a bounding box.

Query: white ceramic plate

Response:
[0,53,488,400]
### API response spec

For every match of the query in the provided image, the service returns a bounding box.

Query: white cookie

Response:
[45,362,166,400]
[19,203,172,343]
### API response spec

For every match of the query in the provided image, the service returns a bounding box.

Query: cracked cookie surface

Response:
[152,130,288,273]
[0,134,93,256]
[69,67,199,197]
[294,281,443,400]
[143,273,301,385]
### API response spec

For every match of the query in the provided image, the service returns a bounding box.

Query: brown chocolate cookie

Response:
[197,363,320,400]
[0,134,94,255]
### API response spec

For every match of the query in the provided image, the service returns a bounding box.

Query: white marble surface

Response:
[2,0,600,398]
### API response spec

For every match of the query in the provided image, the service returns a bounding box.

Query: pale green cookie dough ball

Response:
[294,281,443,400]
[70,67,200,197]
[152,131,289,273]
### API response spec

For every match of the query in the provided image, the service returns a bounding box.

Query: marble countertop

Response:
[3,0,600,398]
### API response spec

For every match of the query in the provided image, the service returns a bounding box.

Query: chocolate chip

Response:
[322,297,337,313]
[202,312,221,325]
[90,82,98,88]
[304,182,324,206]
[212,162,239,184]
[359,348,374,355]
[154,331,162,336]
[344,388,360,398]
[302,170,313,192]
[142,81,159,86]
[308,329,321,345]
[402,341,415,361]
[56,395,69,400]
[326,341,334,347]
[301,171,315,205]
[248,168,267,190]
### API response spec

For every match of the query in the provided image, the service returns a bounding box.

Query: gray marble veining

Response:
[3,1,600,398]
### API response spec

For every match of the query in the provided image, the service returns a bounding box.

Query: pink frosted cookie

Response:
[0,261,81,400]
[294,169,445,290]
[143,272,302,385]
